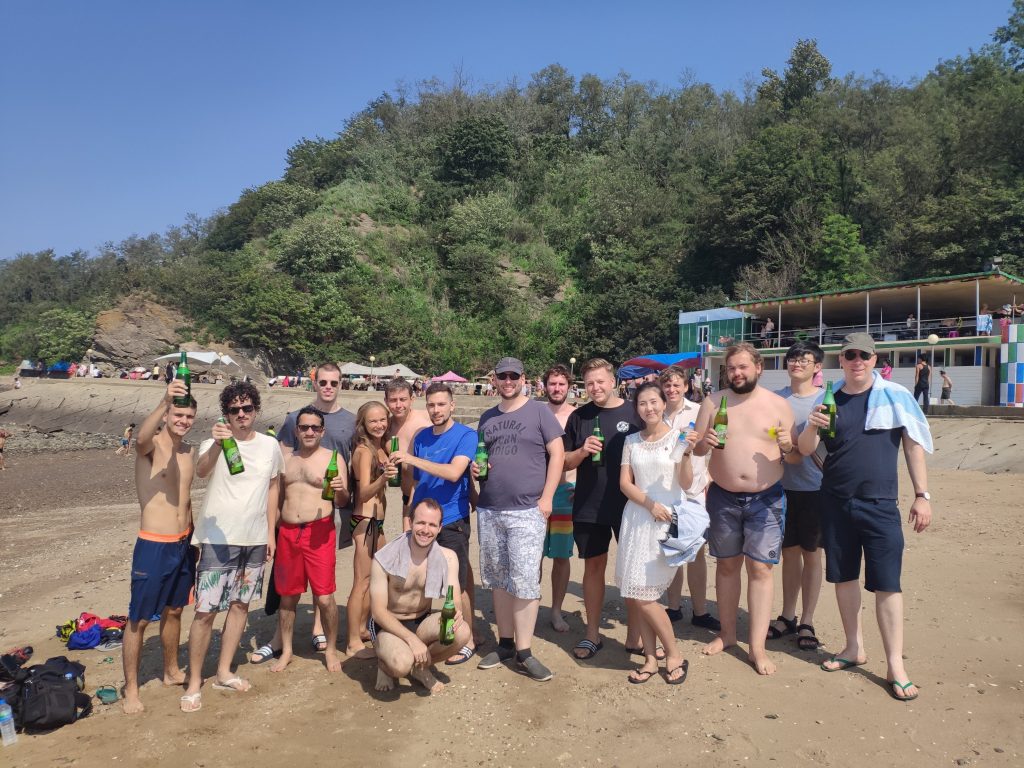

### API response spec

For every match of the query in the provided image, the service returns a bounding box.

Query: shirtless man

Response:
[542,364,576,632]
[384,379,431,514]
[122,380,197,714]
[0,429,8,470]
[116,423,136,457]
[693,343,797,675]
[369,498,470,694]
[270,405,349,673]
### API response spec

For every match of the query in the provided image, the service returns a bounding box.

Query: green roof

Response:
[728,270,1024,309]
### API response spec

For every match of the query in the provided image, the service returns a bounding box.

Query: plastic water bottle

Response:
[0,697,16,746]
[670,422,696,462]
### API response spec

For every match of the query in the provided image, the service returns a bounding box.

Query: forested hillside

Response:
[3,4,1023,374]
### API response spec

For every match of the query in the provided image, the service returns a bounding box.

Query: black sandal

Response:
[766,615,797,640]
[796,623,820,651]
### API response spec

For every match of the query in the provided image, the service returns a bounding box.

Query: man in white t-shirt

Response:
[181,381,284,713]
[659,366,720,632]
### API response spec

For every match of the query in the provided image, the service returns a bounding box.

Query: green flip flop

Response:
[888,680,919,701]
[95,686,118,705]
[820,656,865,672]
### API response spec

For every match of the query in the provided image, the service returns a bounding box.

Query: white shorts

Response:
[476,507,546,600]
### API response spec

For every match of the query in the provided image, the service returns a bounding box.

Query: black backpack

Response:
[9,656,92,732]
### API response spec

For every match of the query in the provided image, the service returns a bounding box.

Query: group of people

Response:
[122,335,934,714]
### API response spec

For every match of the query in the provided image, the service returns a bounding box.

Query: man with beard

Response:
[473,357,564,681]
[389,383,479,664]
[562,359,643,660]
[541,364,576,632]
[693,343,796,676]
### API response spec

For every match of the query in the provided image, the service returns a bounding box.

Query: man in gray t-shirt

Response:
[768,341,825,652]
[473,357,564,682]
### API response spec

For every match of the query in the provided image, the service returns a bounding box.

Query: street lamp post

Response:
[369,355,376,391]
[926,334,939,409]
[569,356,577,380]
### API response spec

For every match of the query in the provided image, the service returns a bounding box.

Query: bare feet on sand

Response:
[702,635,736,656]
[409,667,444,694]
[820,646,867,672]
[749,650,776,675]
[325,651,342,672]
[550,610,569,633]
[122,695,144,714]
[162,670,186,687]
[269,653,292,673]
[375,668,396,692]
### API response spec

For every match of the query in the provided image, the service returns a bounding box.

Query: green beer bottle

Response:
[172,351,191,407]
[819,380,837,439]
[713,396,728,449]
[440,585,456,646]
[265,426,277,437]
[388,436,401,487]
[474,433,489,481]
[592,423,604,465]
[219,417,245,475]
[322,449,339,501]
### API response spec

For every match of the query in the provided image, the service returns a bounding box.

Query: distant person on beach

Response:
[122,379,197,714]
[939,371,955,405]
[267,362,356,657]
[369,499,469,694]
[914,354,931,414]
[799,332,933,702]
[693,342,796,676]
[182,381,284,713]
[265,405,347,674]
[0,428,8,470]
[14,376,22,388]
[115,423,136,456]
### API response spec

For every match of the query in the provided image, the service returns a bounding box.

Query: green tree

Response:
[816,213,874,289]
[437,115,515,185]
[35,308,95,362]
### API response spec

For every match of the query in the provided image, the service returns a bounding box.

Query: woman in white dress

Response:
[618,382,696,684]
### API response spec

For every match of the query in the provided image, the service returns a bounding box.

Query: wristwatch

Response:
[915,491,931,501]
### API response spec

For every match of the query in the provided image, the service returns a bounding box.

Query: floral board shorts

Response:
[477,506,546,600]
[194,544,267,613]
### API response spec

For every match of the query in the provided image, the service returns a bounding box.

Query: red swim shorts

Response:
[274,516,337,596]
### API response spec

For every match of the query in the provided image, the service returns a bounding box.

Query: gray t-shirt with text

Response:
[478,399,564,511]
[775,386,823,492]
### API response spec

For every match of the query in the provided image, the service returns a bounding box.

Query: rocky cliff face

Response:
[89,296,268,382]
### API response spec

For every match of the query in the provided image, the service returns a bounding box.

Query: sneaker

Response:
[665,608,684,623]
[691,612,722,631]
[517,655,553,682]
[477,647,515,670]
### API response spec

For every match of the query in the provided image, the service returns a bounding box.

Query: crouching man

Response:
[369,498,470,694]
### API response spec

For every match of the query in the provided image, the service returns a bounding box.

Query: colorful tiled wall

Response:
[1000,323,1024,406]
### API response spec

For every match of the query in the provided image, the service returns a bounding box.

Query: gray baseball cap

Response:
[494,357,524,375]
[840,332,876,355]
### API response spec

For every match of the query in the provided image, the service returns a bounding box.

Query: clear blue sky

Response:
[0,0,1013,259]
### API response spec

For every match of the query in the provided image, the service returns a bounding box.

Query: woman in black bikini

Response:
[344,401,398,658]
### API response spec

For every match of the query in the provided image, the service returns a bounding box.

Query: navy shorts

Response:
[707,482,786,564]
[782,490,822,552]
[128,533,195,622]
[820,493,903,593]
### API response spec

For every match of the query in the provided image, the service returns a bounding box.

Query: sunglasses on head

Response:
[227,405,256,415]
[843,350,874,361]
[496,372,521,381]
[296,423,323,432]
[317,379,339,387]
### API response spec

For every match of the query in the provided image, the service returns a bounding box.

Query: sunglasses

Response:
[842,350,874,361]
[226,405,256,415]
[496,372,522,381]
[296,424,323,432]
[317,380,339,387]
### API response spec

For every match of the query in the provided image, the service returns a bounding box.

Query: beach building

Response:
[678,270,1024,407]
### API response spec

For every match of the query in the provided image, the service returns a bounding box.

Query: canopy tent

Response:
[154,351,239,367]
[431,370,468,382]
[618,352,701,380]
[338,362,421,379]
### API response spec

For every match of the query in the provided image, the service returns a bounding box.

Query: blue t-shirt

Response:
[412,422,477,526]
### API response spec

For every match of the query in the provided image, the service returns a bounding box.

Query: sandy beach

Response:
[0,432,1022,767]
